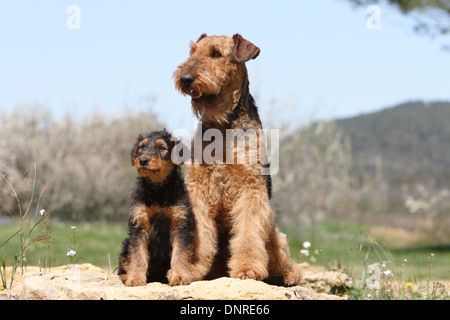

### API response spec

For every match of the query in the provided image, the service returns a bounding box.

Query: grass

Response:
[0,220,127,270]
[287,221,450,281]
[1,218,448,299]
[286,220,449,299]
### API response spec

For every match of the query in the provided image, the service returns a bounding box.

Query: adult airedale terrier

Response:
[118,130,202,286]
[174,33,301,286]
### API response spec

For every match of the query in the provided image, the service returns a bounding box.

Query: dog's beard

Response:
[175,75,230,124]
[191,96,233,125]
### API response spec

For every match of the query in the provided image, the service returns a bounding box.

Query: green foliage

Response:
[287,220,450,299]
[338,101,450,188]
[0,166,55,289]
[0,222,127,268]
[346,0,450,37]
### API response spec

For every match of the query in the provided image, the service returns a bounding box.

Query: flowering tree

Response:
[272,120,352,239]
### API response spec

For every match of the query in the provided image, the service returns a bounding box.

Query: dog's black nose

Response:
[180,73,195,87]
[139,157,150,166]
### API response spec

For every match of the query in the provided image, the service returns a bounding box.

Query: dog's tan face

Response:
[174,34,260,123]
[131,132,175,183]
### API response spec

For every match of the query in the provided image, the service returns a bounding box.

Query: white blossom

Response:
[67,250,77,257]
[383,270,392,277]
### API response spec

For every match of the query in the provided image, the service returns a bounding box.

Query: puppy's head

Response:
[131,129,178,183]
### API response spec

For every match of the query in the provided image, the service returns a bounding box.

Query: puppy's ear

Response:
[232,34,260,63]
[130,135,146,166]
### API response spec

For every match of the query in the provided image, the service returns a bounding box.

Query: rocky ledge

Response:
[0,263,349,300]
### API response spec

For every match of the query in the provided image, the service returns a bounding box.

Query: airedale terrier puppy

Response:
[117,129,202,286]
[174,33,301,286]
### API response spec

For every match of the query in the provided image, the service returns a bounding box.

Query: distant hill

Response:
[337,101,450,188]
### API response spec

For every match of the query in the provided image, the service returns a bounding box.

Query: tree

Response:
[346,0,450,38]
[0,105,163,221]
[272,121,353,240]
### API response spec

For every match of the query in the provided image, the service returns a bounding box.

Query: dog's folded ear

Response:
[190,34,207,54]
[232,34,260,63]
[196,33,207,43]
[131,134,146,166]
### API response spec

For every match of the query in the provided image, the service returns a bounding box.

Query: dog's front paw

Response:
[167,269,196,286]
[232,269,265,281]
[124,274,147,287]
[283,266,302,287]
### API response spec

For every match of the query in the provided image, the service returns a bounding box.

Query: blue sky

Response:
[0,1,449,131]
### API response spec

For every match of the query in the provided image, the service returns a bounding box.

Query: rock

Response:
[0,263,348,300]
[299,262,350,294]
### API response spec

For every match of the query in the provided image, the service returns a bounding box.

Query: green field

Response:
[286,221,450,282]
[0,221,128,271]
[1,219,449,296]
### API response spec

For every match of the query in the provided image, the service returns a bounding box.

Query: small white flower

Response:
[71,226,76,230]
[40,209,45,216]
[403,259,408,263]
[300,249,310,257]
[67,250,77,257]
[383,270,392,277]
[302,241,311,249]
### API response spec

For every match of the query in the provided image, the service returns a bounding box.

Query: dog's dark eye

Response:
[211,51,222,59]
